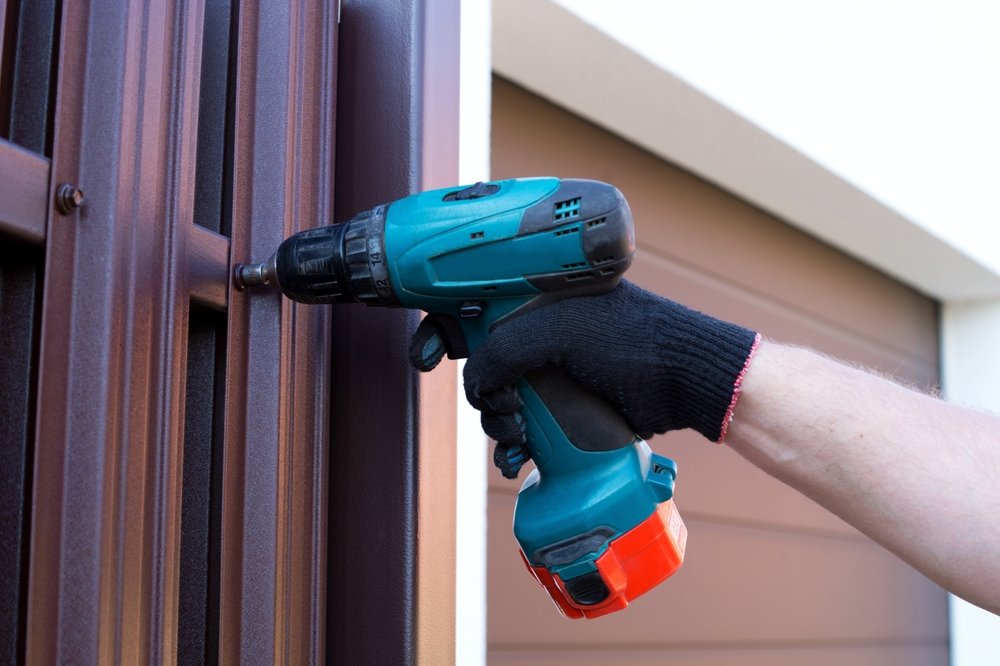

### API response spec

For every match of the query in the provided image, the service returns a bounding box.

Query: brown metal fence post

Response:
[220,0,335,663]
[328,0,459,664]
[23,0,335,662]
[28,1,204,661]
[11,0,458,661]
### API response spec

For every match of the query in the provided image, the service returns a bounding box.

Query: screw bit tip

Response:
[233,261,271,291]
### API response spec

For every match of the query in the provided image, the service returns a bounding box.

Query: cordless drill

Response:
[234,177,687,619]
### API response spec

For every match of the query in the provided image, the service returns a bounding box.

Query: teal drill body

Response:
[244,177,687,617]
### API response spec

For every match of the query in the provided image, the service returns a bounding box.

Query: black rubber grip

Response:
[524,367,636,452]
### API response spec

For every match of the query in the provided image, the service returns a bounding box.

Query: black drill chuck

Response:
[233,204,399,306]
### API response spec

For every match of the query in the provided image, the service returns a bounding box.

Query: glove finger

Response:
[468,384,522,415]
[408,316,447,372]
[463,317,555,406]
[493,440,530,479]
[481,410,525,445]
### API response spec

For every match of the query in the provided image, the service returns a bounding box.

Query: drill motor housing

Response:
[244,177,687,618]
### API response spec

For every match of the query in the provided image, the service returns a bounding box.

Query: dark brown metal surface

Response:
[0,242,42,665]
[0,0,8,138]
[5,0,59,155]
[26,0,337,659]
[220,0,335,663]
[28,1,202,661]
[13,0,458,662]
[329,0,459,664]
[0,138,48,244]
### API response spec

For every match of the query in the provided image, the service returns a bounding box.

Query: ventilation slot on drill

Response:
[554,198,582,221]
[585,217,606,228]
[553,226,580,237]
[565,271,595,282]
[561,262,587,270]
[592,255,616,266]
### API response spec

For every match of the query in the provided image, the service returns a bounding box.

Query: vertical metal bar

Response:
[192,0,233,235]
[285,2,335,662]
[221,0,334,662]
[179,306,226,664]
[19,0,340,660]
[0,244,42,666]
[27,0,204,662]
[328,0,459,663]
[0,0,7,83]
[0,0,16,139]
[7,0,58,154]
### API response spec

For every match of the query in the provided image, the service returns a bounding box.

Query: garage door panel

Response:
[629,253,939,388]
[488,644,949,666]
[489,494,947,647]
[489,77,944,664]
[629,195,938,363]
[490,78,938,362]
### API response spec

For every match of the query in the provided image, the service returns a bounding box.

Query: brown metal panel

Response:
[221,0,334,663]
[0,0,7,139]
[0,0,7,92]
[327,0,458,664]
[0,242,42,665]
[27,0,203,662]
[0,138,48,244]
[5,0,59,155]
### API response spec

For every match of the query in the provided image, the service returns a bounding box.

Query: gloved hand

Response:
[409,280,760,478]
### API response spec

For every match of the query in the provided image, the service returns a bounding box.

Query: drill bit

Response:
[233,255,277,291]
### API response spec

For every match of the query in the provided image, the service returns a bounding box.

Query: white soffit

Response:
[492,0,1000,301]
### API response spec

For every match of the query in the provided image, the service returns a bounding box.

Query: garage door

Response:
[488,77,946,666]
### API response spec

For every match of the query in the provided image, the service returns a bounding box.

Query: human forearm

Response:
[727,341,1000,613]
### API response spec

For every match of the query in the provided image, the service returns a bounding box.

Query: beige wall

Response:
[488,78,947,665]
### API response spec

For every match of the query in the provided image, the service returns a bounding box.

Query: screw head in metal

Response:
[55,183,85,214]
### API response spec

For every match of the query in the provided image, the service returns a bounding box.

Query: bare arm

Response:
[727,340,1000,614]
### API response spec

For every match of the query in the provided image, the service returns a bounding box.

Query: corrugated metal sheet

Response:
[2,0,460,662]
[23,0,335,661]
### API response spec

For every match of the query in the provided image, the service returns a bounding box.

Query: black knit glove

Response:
[410,281,759,478]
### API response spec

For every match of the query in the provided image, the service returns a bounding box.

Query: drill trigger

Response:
[428,313,469,360]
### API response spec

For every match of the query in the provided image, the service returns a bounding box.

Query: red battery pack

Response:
[521,499,687,619]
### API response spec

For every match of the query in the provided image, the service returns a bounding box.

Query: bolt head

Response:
[56,183,85,214]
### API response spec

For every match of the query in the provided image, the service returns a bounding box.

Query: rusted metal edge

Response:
[0,138,49,245]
